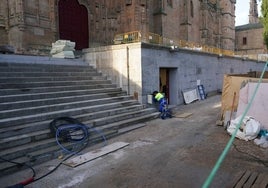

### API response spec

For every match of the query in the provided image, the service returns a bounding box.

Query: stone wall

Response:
[83,43,143,102]
[83,42,266,106]
[235,25,267,55]
[0,0,56,55]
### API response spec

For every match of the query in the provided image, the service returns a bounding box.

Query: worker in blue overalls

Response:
[153,91,172,119]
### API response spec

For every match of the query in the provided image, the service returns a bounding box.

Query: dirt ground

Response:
[1,94,267,188]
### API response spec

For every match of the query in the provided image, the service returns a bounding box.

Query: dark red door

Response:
[58,0,89,50]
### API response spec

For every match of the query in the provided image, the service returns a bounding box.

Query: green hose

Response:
[202,61,268,188]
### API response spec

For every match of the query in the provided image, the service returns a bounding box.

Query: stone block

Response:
[50,40,75,58]
[52,51,75,59]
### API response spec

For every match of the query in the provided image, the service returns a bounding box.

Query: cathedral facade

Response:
[0,0,236,55]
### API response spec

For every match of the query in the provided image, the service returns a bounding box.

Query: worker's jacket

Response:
[154,93,164,101]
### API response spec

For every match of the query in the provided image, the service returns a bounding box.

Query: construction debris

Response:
[226,115,261,141]
[50,40,75,59]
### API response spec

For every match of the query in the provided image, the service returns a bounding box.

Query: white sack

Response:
[227,115,261,141]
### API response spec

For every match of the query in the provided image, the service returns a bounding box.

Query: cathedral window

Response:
[243,37,247,45]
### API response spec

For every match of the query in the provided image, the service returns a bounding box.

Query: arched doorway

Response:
[58,0,89,50]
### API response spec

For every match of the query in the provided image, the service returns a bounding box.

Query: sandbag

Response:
[227,115,261,141]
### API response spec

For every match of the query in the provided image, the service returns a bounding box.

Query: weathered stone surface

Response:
[0,0,238,55]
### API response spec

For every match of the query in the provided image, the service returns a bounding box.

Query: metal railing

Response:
[114,31,268,59]
[235,54,268,62]
[114,31,141,44]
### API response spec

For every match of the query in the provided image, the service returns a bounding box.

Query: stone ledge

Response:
[0,45,15,54]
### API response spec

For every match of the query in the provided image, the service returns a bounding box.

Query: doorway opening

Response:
[58,0,89,50]
[160,68,169,103]
[159,68,178,105]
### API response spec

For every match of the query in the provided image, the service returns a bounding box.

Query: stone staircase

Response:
[0,55,159,176]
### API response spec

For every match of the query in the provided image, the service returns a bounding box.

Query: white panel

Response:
[182,89,198,104]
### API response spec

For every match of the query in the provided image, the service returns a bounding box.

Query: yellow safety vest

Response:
[155,93,164,101]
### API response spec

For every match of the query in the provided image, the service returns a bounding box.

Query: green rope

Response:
[202,61,268,188]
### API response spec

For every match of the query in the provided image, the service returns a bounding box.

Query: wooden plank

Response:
[259,173,268,188]
[234,170,251,188]
[216,120,224,126]
[227,170,246,188]
[251,173,266,188]
[243,172,258,188]
[174,112,193,118]
[63,142,129,167]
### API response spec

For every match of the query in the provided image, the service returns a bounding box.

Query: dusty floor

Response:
[1,94,267,188]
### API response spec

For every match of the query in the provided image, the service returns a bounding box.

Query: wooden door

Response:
[160,68,170,103]
[58,0,89,50]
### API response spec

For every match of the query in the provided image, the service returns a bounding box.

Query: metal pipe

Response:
[127,46,130,95]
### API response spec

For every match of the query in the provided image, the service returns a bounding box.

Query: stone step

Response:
[0,84,117,95]
[98,112,160,131]
[0,100,139,128]
[1,87,122,103]
[118,123,147,135]
[0,129,115,177]
[85,108,157,127]
[0,55,87,66]
[0,126,113,162]
[25,129,117,162]
[0,58,159,177]
[0,108,155,150]
[0,113,157,177]
[0,90,125,109]
[0,66,94,73]
[0,75,107,83]
[0,95,133,119]
[0,71,100,77]
[0,138,56,160]
[0,79,112,89]
[0,105,144,139]
[0,62,90,72]
[0,156,30,177]
[0,129,51,150]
